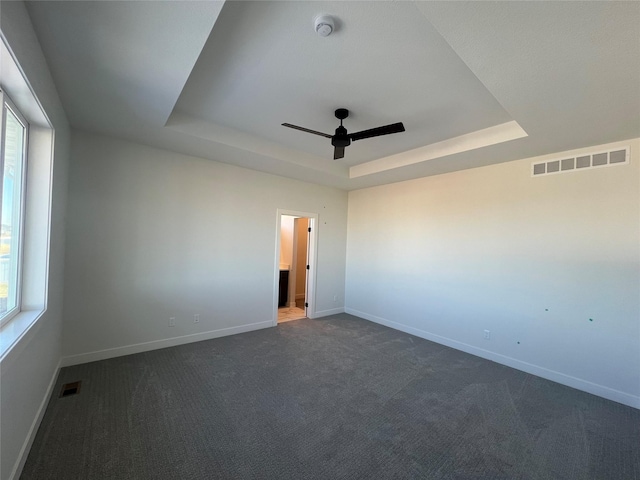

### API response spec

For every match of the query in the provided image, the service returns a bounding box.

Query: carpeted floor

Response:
[21,314,640,479]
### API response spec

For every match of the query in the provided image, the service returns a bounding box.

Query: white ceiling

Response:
[25,1,640,190]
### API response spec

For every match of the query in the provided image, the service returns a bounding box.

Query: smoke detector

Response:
[315,15,334,37]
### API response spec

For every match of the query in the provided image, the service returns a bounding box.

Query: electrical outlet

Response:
[483,329,490,340]
[333,295,338,302]
[169,317,176,327]
[194,314,200,324]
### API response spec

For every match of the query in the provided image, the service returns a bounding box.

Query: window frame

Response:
[0,90,29,327]
[0,31,56,361]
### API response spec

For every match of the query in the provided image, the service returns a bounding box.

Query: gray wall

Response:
[346,139,640,407]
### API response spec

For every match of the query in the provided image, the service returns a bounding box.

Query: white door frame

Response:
[273,209,318,326]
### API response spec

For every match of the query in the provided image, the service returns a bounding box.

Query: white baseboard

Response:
[60,321,273,367]
[9,358,61,480]
[345,308,640,409]
[312,307,344,319]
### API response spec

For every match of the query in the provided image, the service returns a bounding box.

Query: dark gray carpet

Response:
[21,314,640,479]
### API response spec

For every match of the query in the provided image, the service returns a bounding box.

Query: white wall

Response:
[346,139,640,408]
[0,3,70,479]
[62,131,347,364]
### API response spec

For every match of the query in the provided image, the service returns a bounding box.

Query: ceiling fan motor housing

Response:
[332,108,351,147]
[332,125,351,148]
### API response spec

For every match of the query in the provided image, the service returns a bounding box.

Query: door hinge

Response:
[306,265,310,270]
[305,302,309,308]
[308,227,311,233]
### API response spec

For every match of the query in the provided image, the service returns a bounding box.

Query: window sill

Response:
[0,309,43,361]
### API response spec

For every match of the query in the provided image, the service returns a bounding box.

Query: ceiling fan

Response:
[282,108,405,160]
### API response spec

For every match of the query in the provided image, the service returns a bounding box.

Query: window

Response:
[0,35,55,358]
[0,91,27,325]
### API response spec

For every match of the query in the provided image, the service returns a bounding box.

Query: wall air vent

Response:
[532,147,629,177]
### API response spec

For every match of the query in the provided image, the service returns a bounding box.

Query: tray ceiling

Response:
[24,1,640,190]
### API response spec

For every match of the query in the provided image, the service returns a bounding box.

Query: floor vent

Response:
[532,147,629,177]
[59,381,81,398]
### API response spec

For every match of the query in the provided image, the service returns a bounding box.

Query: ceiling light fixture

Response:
[314,15,334,37]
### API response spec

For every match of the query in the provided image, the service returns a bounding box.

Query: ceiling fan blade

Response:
[349,122,405,142]
[282,123,332,139]
[334,145,345,160]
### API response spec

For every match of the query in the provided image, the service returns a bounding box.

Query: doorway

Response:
[274,210,317,326]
